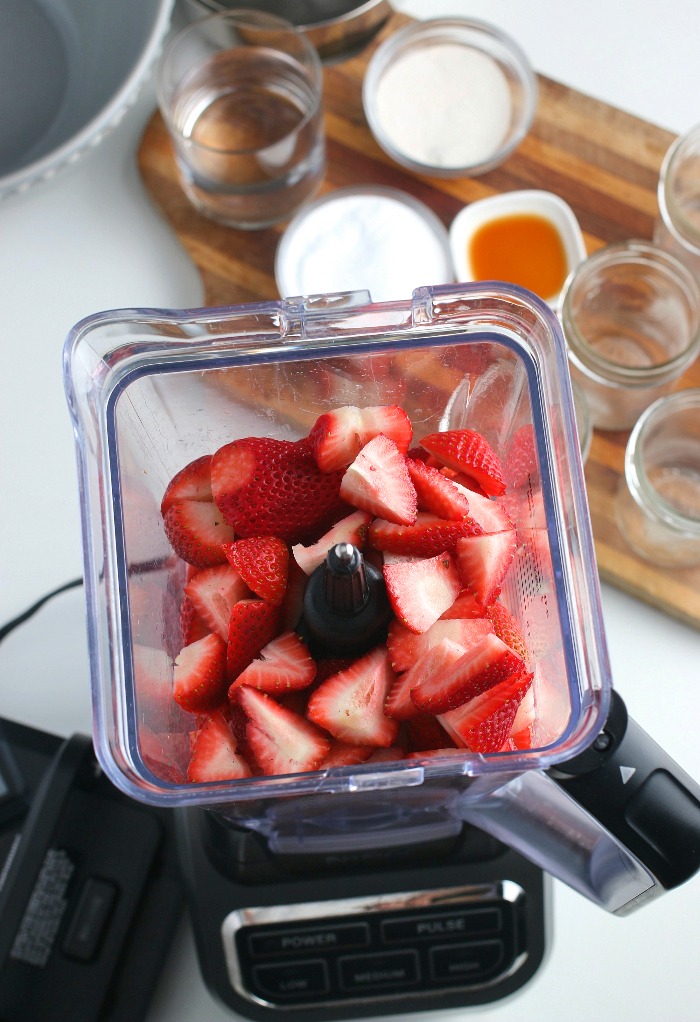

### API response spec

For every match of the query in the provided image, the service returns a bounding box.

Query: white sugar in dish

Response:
[275,188,454,303]
[372,42,512,170]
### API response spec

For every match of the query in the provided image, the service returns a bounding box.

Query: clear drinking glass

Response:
[560,241,700,431]
[157,9,325,229]
[654,124,700,280]
[616,388,700,568]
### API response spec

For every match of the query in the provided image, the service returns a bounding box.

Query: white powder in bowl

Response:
[276,189,453,302]
[372,42,512,170]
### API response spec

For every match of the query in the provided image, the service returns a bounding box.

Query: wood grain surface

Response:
[137,13,700,630]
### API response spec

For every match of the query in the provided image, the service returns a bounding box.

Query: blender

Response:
[63,282,700,1019]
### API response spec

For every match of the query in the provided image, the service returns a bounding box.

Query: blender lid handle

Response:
[547,689,700,895]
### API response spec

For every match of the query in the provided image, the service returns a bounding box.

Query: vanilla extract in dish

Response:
[468,213,569,302]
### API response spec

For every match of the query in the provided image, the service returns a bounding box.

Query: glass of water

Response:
[157,9,325,229]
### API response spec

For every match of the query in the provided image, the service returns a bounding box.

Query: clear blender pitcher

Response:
[64,282,700,1012]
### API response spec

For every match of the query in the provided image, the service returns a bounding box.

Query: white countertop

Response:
[1,2,699,1020]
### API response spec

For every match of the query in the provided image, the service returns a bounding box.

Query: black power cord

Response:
[0,578,83,644]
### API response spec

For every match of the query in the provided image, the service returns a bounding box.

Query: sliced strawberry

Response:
[180,595,210,646]
[237,685,331,775]
[307,646,399,747]
[439,670,533,753]
[223,535,289,607]
[309,405,413,473]
[292,510,371,575]
[387,616,492,672]
[211,436,346,544]
[420,429,506,497]
[406,458,474,520]
[485,602,529,662]
[228,631,316,696]
[368,513,481,558]
[226,599,280,683]
[503,424,539,490]
[163,499,235,568]
[385,638,466,721]
[173,632,227,712]
[439,589,485,620]
[161,455,213,515]
[186,710,252,782]
[319,742,376,768]
[383,551,462,633]
[404,714,456,753]
[184,564,250,640]
[411,632,527,714]
[455,486,514,533]
[340,435,417,526]
[454,530,517,606]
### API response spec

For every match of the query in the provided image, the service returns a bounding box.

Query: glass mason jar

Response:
[616,388,700,568]
[654,124,700,280]
[560,241,700,431]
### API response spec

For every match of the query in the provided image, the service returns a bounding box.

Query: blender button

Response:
[429,939,505,983]
[61,877,118,961]
[338,949,420,992]
[248,921,370,957]
[381,907,502,943]
[251,958,330,1000]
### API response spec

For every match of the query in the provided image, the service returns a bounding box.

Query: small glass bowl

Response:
[362,17,537,178]
[560,240,700,431]
[616,388,700,568]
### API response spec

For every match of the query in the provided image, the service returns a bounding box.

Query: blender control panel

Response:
[223,883,526,1011]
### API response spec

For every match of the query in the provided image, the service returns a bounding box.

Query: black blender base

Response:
[176,807,549,1021]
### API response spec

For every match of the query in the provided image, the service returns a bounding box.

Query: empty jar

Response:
[560,241,700,431]
[616,388,700,568]
[654,123,700,279]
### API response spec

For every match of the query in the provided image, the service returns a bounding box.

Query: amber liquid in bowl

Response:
[468,214,568,302]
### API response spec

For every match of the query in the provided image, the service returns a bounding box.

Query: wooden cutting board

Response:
[137,12,700,630]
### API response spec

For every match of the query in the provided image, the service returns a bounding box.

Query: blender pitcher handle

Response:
[457,691,700,915]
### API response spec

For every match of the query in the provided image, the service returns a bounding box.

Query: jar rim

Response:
[658,124,700,255]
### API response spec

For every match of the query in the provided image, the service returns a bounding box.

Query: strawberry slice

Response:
[161,454,213,515]
[454,486,514,533]
[406,458,474,520]
[163,500,235,568]
[186,710,252,782]
[368,513,482,558]
[485,601,530,662]
[309,404,413,472]
[319,742,376,768]
[439,589,485,620]
[184,564,250,639]
[211,436,346,544]
[179,595,210,646]
[306,646,399,747]
[228,631,316,696]
[439,670,533,753]
[387,616,492,672]
[385,638,466,720]
[340,435,417,526]
[503,424,539,490]
[237,685,331,775]
[454,530,517,606]
[223,535,289,606]
[411,632,527,714]
[420,429,506,497]
[226,599,280,683]
[292,510,371,575]
[383,551,462,633]
[173,632,227,712]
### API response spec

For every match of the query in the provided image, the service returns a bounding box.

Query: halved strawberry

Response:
[485,601,529,662]
[411,632,527,714]
[161,455,213,515]
[309,404,413,472]
[454,486,514,533]
[292,510,371,575]
[223,535,289,607]
[454,530,517,606]
[420,429,506,497]
[211,436,346,544]
[368,513,482,558]
[186,710,252,782]
[383,551,462,633]
[163,500,235,568]
[180,595,210,646]
[439,670,533,753]
[228,631,316,696]
[387,616,492,672]
[340,435,417,526]
[184,564,250,639]
[406,458,474,520]
[173,632,227,712]
[226,599,280,683]
[237,685,331,775]
[385,638,466,720]
[307,646,399,747]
